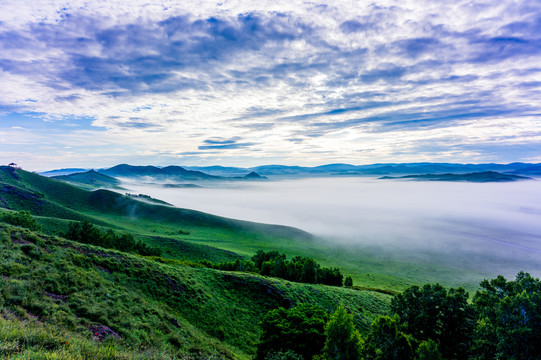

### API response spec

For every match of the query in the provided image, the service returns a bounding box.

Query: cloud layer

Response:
[1,0,541,169]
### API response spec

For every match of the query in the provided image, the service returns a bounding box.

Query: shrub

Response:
[1,210,40,231]
[64,221,161,257]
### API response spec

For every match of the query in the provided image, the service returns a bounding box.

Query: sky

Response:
[1,0,541,171]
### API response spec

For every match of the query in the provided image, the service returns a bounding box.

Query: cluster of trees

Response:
[257,271,541,360]
[257,303,363,360]
[200,250,348,287]
[65,221,161,257]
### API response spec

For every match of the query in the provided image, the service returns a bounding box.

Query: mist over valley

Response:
[119,176,541,289]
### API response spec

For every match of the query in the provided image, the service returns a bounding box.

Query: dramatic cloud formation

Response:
[1,0,540,169]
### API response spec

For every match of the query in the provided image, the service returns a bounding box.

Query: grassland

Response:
[0,166,392,358]
[5,165,485,292]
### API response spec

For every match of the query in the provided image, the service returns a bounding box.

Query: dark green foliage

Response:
[322,304,362,360]
[472,271,541,359]
[65,220,161,257]
[416,340,442,360]
[200,258,256,272]
[390,283,475,360]
[344,276,353,287]
[361,315,414,360]
[257,304,329,360]
[252,250,285,269]
[254,250,343,286]
[265,350,304,360]
[201,250,344,287]
[1,210,40,231]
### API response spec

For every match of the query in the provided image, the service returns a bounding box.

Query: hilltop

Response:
[53,169,123,190]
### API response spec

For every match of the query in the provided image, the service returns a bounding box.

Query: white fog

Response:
[121,177,541,282]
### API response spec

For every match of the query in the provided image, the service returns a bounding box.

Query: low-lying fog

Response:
[122,177,541,282]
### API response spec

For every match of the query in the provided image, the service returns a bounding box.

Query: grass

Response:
[0,223,390,358]
[0,166,485,292]
[3,165,501,357]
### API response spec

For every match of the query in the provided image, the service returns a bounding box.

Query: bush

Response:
[64,221,161,257]
[1,210,40,231]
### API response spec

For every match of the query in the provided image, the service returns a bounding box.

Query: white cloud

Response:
[0,0,540,169]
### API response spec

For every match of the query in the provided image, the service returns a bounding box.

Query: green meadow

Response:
[0,166,392,358]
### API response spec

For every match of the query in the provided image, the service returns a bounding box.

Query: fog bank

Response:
[122,177,541,280]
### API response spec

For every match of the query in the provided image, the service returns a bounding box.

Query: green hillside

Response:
[2,165,540,358]
[0,223,389,359]
[0,165,492,292]
[0,165,392,358]
[0,166,312,263]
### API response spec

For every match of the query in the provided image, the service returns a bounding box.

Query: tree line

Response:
[65,220,161,257]
[257,271,541,360]
[200,250,352,287]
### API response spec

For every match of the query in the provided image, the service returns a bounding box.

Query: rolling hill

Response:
[52,169,123,190]
[99,164,222,180]
[0,165,391,358]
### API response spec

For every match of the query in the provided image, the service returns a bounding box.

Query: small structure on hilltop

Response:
[8,163,18,168]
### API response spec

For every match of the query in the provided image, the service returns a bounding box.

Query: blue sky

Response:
[1,0,541,170]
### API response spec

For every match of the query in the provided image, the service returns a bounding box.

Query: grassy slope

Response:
[0,224,389,359]
[0,166,479,292]
[52,170,123,190]
[0,166,311,264]
[0,166,392,357]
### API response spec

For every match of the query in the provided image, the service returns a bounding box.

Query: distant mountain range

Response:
[100,164,222,180]
[45,164,267,189]
[41,162,541,186]
[379,171,532,183]
[183,162,541,177]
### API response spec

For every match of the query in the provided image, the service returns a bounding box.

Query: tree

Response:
[344,276,353,287]
[416,340,442,360]
[361,315,414,360]
[323,305,362,360]
[472,272,541,359]
[390,283,475,360]
[257,304,329,360]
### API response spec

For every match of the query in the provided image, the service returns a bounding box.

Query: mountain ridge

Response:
[40,162,541,178]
